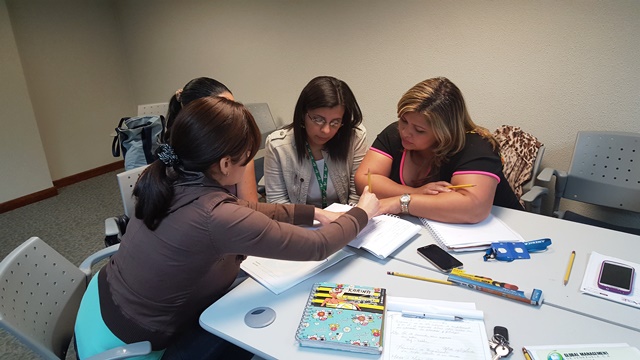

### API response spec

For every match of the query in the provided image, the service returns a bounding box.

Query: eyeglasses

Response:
[306,113,342,129]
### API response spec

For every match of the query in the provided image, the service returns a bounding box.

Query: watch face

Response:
[400,194,410,203]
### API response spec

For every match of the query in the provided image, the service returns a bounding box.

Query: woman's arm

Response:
[219,188,379,261]
[381,173,497,223]
[264,136,292,204]
[355,150,416,198]
[236,159,259,203]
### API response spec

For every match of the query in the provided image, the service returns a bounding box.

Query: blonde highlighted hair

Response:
[397,77,496,168]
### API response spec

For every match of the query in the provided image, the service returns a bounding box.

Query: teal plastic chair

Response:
[0,237,151,359]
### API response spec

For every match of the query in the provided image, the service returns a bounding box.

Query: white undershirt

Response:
[307,159,339,208]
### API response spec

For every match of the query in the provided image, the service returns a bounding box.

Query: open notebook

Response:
[383,296,492,360]
[325,203,421,259]
[420,214,524,252]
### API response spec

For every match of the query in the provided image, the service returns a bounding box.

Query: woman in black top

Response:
[356,77,522,224]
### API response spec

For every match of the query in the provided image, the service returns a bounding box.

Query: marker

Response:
[367,168,372,193]
[387,271,453,285]
[564,250,576,285]
[401,310,463,321]
[446,184,476,189]
[522,347,533,360]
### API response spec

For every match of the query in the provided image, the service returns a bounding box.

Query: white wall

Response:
[0,0,52,202]
[3,0,639,225]
[113,0,640,225]
[5,0,136,181]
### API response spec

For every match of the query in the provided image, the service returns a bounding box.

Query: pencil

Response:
[563,250,576,285]
[387,271,453,285]
[367,168,372,193]
[446,184,476,189]
[522,347,533,360]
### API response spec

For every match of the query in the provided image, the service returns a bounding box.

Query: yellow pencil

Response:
[367,168,372,193]
[446,184,476,189]
[522,347,533,360]
[564,250,576,285]
[387,271,453,285]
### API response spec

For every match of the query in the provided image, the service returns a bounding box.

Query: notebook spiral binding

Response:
[419,217,448,249]
[295,283,320,341]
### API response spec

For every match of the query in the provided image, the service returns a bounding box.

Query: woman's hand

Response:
[356,186,380,219]
[314,208,343,226]
[417,181,453,195]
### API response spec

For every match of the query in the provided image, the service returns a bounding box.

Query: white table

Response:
[200,256,640,360]
[390,206,640,332]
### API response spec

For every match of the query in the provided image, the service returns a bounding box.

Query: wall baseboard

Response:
[52,160,124,188]
[1,160,125,214]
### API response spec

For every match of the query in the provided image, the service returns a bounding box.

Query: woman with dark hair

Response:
[356,77,521,224]
[165,77,259,202]
[74,97,380,359]
[264,76,368,207]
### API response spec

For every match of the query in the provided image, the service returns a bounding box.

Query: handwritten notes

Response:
[383,312,491,360]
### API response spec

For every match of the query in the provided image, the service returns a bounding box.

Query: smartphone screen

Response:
[417,244,463,272]
[597,261,635,295]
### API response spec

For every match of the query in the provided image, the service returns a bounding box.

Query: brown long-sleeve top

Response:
[99,176,368,350]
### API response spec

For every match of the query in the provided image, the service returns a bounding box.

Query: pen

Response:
[401,310,463,321]
[446,184,476,189]
[522,347,533,360]
[387,271,454,285]
[367,168,372,193]
[564,250,576,285]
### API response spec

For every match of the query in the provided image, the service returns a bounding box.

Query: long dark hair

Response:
[165,77,232,141]
[134,97,261,230]
[286,76,363,163]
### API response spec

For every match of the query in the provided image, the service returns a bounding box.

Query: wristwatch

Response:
[400,193,411,214]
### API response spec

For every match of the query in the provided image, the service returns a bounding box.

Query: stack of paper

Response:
[240,248,355,294]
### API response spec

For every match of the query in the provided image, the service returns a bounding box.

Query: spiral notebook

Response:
[420,214,523,252]
[295,282,386,354]
[325,203,421,259]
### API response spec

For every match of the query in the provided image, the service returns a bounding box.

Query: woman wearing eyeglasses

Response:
[264,76,368,207]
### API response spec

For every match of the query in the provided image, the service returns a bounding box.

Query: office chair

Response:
[104,165,149,246]
[531,131,640,235]
[493,125,547,213]
[245,103,278,200]
[0,237,151,360]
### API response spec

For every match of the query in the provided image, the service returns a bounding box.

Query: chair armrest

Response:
[79,244,120,278]
[105,217,119,237]
[536,167,556,183]
[84,341,152,360]
[520,186,549,214]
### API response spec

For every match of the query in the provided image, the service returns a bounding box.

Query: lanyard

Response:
[305,142,328,208]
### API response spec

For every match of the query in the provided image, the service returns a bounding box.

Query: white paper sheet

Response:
[383,296,492,360]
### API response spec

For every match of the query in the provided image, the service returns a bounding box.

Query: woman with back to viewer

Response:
[165,76,259,202]
[74,96,380,360]
[264,76,368,207]
[355,76,521,224]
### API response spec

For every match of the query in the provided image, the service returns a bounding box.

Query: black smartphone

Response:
[597,260,635,295]
[417,244,463,272]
